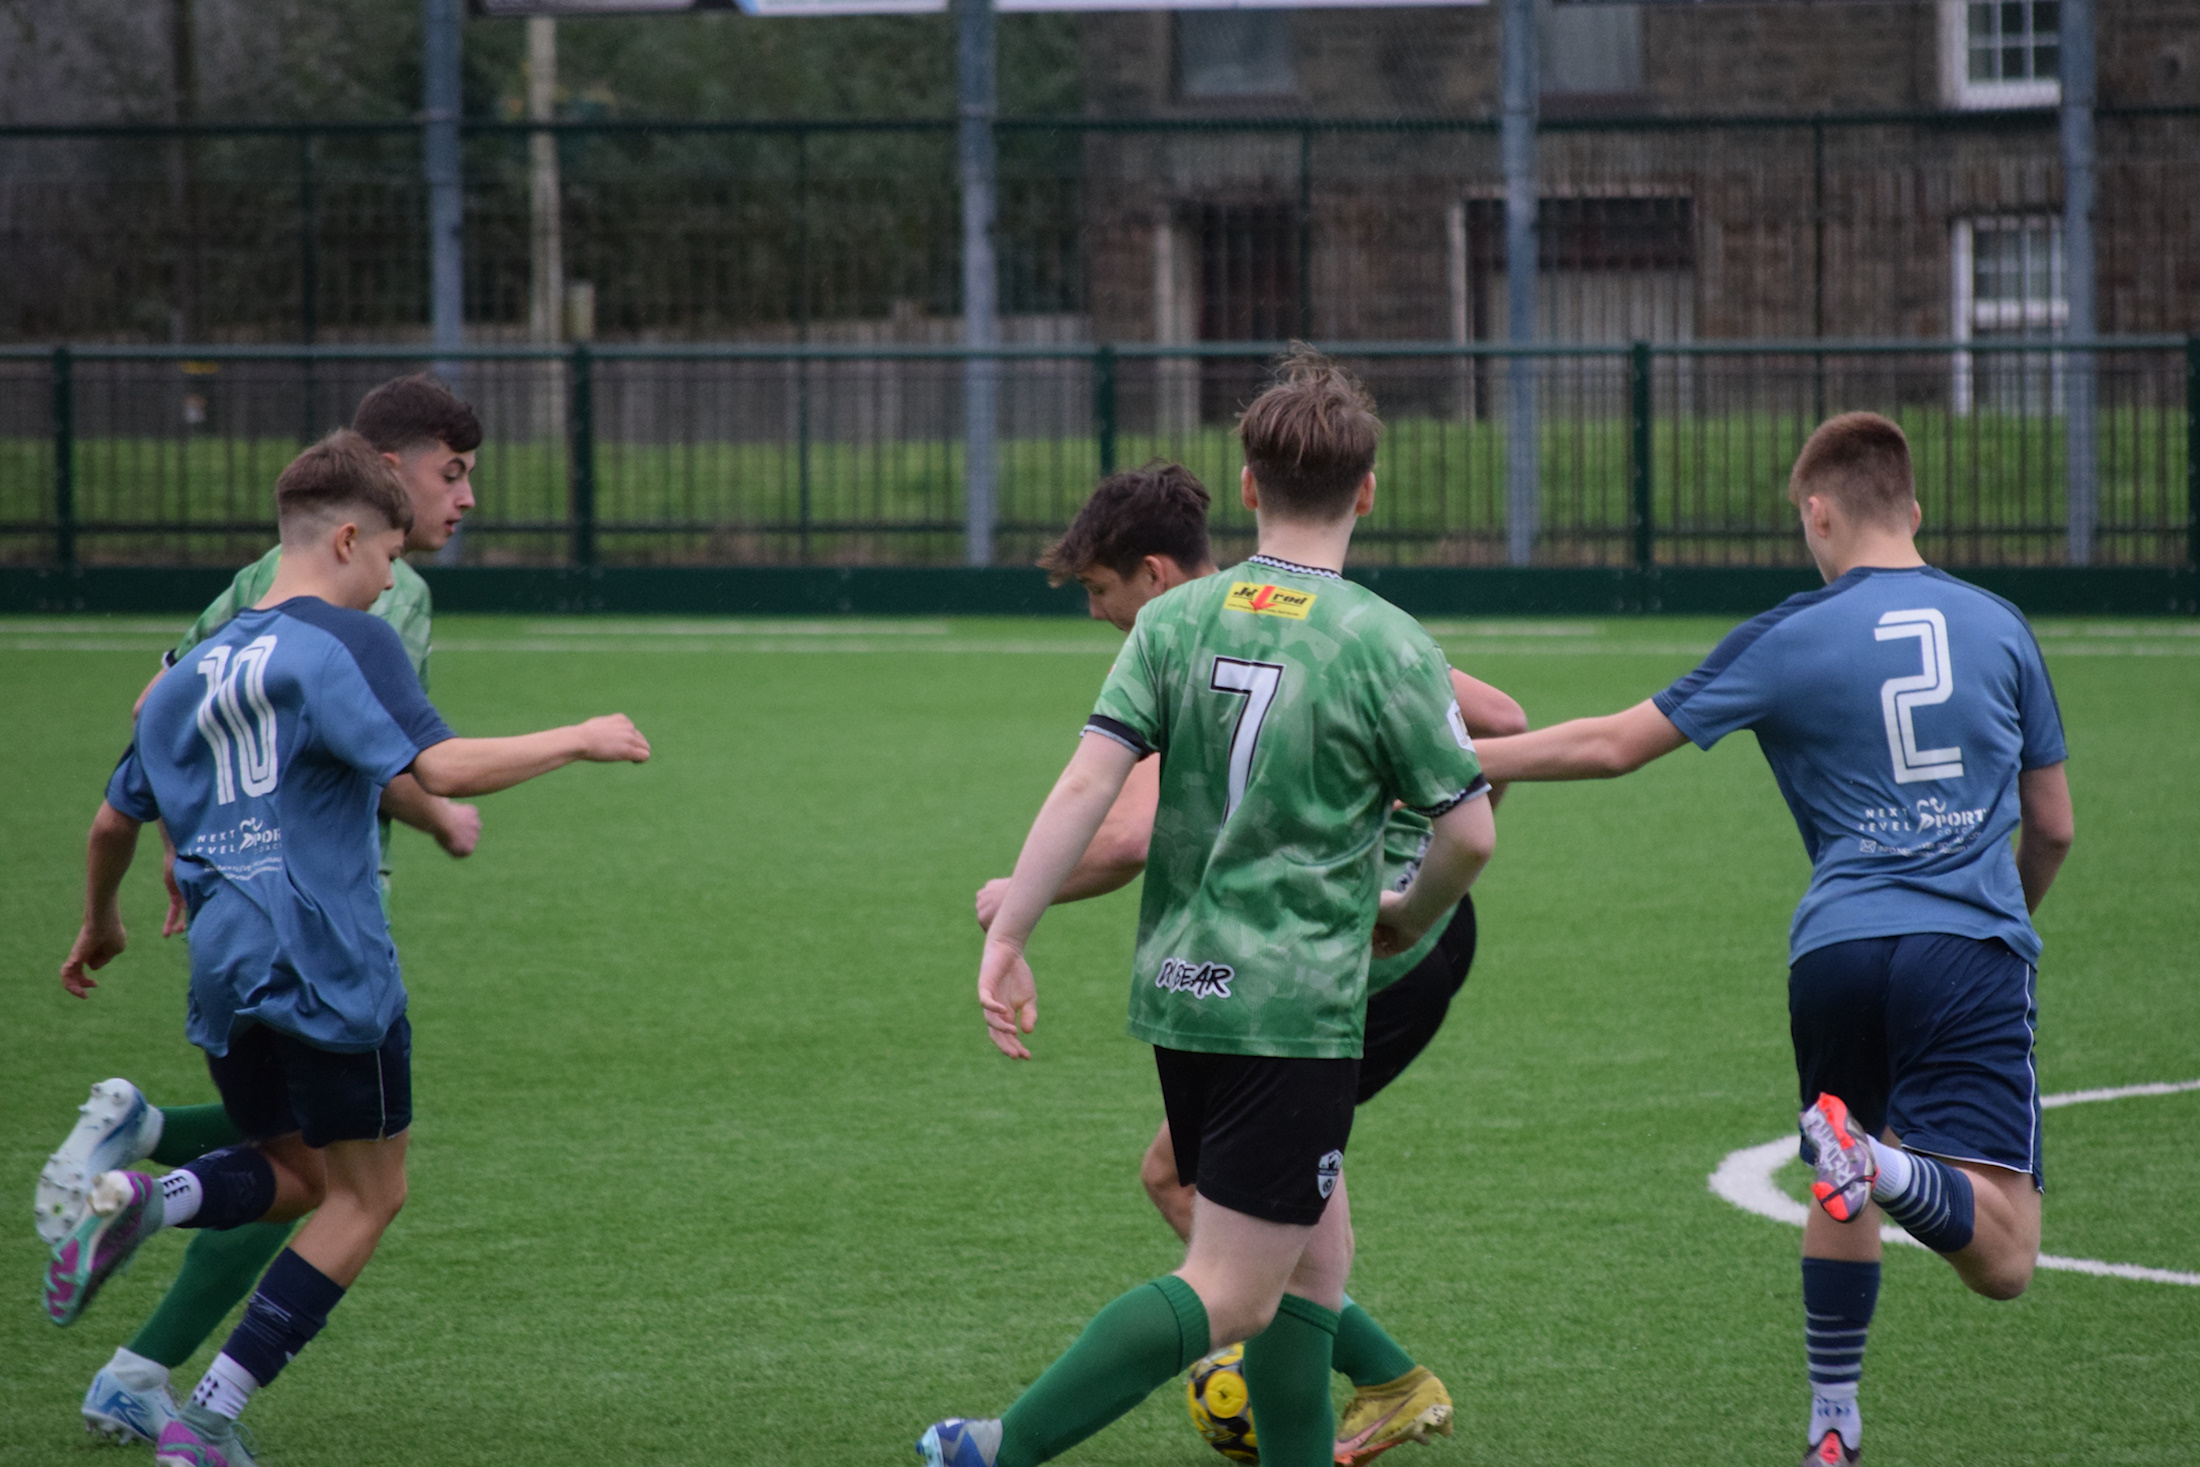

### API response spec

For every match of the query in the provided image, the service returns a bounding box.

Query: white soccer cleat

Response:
[83,1362,183,1445]
[36,1079,163,1247]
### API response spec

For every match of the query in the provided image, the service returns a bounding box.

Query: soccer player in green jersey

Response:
[974,462,1527,1464]
[921,350,1496,1467]
[34,375,483,1446]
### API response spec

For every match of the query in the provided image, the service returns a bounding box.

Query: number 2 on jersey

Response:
[195,635,281,803]
[1875,609,1963,784]
[1209,656,1284,820]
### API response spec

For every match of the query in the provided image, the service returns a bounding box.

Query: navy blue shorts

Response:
[206,1017,414,1149]
[1790,935,2040,1185]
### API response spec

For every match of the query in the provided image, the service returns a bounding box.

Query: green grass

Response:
[2,614,2196,1466]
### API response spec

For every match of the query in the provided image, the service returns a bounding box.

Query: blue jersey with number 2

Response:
[106,598,453,1056]
[1653,566,2066,965]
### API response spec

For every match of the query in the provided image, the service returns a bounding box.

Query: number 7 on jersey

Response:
[1209,656,1284,820]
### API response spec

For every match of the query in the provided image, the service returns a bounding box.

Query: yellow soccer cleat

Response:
[1333,1366,1454,1467]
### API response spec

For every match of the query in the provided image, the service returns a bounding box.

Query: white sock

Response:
[1810,1380,1861,1450]
[1866,1139,1913,1202]
[106,1347,169,1392]
[159,1169,204,1228]
[188,1353,260,1421]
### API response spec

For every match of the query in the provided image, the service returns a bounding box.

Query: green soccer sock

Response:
[1330,1293,1416,1388]
[997,1275,1211,1467]
[125,1220,295,1370]
[149,1104,247,1168]
[1241,1293,1341,1467]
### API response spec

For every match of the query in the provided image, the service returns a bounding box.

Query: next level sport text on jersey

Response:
[1654,565,2066,964]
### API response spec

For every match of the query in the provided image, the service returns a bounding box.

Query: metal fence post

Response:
[2187,334,2199,573]
[569,343,595,569]
[1297,125,1314,337]
[1093,344,1117,477]
[52,346,75,570]
[1629,341,1653,579]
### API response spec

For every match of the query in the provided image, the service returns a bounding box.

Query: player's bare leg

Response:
[1175,1179,1351,1467]
[1175,1172,1351,1337]
[1141,1122,1196,1242]
[1933,1159,2039,1300]
[286,1133,408,1287]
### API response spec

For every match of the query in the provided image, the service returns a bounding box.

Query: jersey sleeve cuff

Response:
[1650,691,1718,752]
[1407,774,1491,819]
[1083,714,1155,757]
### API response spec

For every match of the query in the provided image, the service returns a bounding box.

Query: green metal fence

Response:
[2,338,2193,573]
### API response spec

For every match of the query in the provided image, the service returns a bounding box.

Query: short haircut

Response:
[1037,461,1213,585]
[1788,412,1915,525]
[1236,344,1382,522]
[277,430,414,540]
[352,373,482,455]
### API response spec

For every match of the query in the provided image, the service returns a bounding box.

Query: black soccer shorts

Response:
[206,1016,414,1149]
[1155,1047,1358,1226]
[1358,894,1477,1103]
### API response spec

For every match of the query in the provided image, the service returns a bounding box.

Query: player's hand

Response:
[61,913,127,999]
[160,846,188,938]
[974,878,1010,931]
[435,800,482,858]
[978,938,1038,1059]
[576,714,651,764]
[1370,890,1428,958]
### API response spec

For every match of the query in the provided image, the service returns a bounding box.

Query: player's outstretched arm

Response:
[62,802,144,998]
[1374,792,1496,957]
[1475,698,1687,783]
[1451,667,1527,738]
[410,714,651,798]
[978,733,1141,1058]
[974,753,1159,928]
[379,772,481,858]
[2016,762,2074,913]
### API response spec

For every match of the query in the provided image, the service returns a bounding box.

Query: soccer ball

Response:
[1186,1344,1259,1463]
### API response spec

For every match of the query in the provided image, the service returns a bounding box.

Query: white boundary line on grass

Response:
[1708,1078,2200,1287]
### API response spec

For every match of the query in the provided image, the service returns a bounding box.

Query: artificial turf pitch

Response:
[2,613,2195,1467]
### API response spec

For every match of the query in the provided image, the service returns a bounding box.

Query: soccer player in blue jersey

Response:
[48,431,651,1467]
[36,374,484,1447]
[1474,413,2074,1467]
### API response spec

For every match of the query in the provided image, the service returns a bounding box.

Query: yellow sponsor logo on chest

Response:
[1224,581,1317,620]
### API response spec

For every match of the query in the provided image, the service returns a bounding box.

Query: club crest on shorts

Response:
[1156,958,1235,999]
[1316,1149,1343,1198]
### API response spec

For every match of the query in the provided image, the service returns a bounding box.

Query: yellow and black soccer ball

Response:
[1186,1345,1259,1463]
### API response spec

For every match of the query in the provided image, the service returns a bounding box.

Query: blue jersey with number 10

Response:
[105,597,453,1056]
[1653,566,2066,965]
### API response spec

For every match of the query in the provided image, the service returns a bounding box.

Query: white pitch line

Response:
[1708,1081,2200,1287]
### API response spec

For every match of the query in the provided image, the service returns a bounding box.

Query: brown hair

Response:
[353,373,482,455]
[1236,344,1381,522]
[277,430,414,540]
[1788,412,1915,526]
[1037,462,1213,585]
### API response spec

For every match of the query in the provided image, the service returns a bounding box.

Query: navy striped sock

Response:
[1801,1257,1878,1451]
[1872,1151,1976,1253]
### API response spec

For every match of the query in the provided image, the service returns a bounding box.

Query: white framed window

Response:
[1951,215,2066,416]
[1940,1,2061,110]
